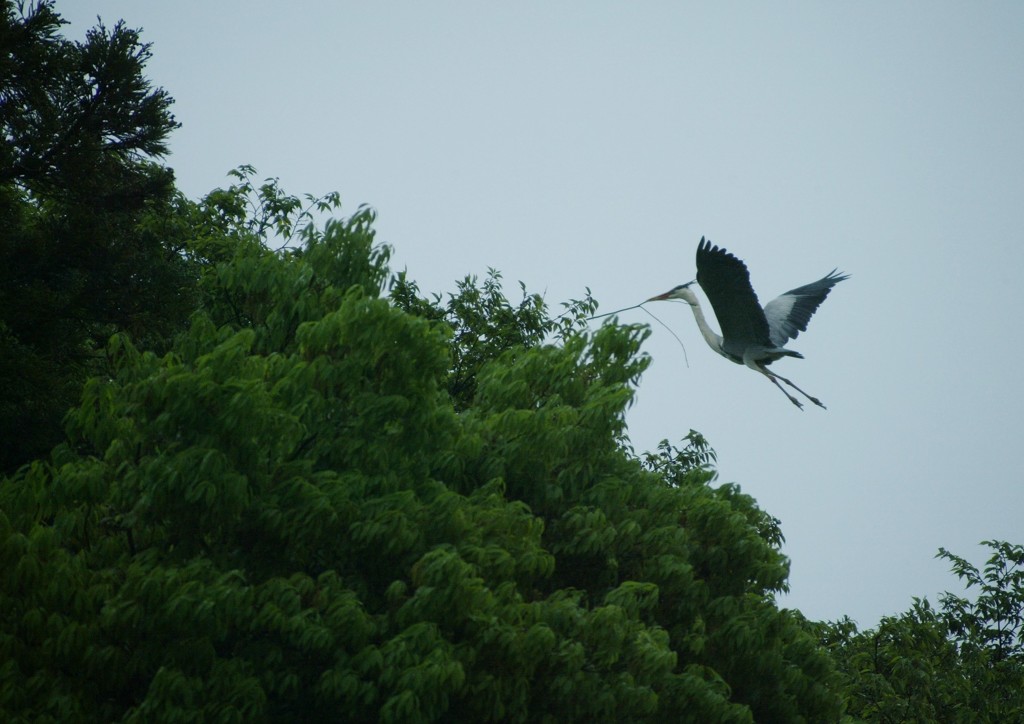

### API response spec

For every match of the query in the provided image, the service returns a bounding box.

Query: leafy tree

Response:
[821,540,1024,721]
[390,269,597,411]
[0,175,841,721]
[0,1,176,197]
[1,0,185,473]
[937,541,1024,720]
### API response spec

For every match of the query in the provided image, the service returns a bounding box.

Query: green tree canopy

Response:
[1,0,186,473]
[0,0,177,197]
[0,175,841,721]
[821,540,1024,722]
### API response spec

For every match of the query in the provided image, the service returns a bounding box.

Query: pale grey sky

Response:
[64,1,1024,627]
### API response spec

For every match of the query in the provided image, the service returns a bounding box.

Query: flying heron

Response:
[648,237,848,409]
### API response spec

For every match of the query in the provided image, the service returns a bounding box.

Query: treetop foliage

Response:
[821,540,1024,722]
[1,0,177,199]
[1,0,186,472]
[1,163,842,720]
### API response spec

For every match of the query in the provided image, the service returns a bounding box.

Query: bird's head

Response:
[647,281,698,306]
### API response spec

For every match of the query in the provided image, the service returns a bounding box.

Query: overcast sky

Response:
[63,1,1024,627]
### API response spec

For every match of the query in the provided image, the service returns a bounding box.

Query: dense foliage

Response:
[821,541,1024,722]
[0,168,842,720]
[1,0,187,472]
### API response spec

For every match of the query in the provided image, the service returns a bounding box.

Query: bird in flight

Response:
[647,237,848,409]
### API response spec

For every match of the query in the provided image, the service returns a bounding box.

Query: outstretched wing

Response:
[695,237,772,348]
[763,269,849,347]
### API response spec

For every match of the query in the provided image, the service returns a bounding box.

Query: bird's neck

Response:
[688,302,725,354]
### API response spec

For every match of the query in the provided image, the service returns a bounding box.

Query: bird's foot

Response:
[788,396,804,410]
[810,397,827,409]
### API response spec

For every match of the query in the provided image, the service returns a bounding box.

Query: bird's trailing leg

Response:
[745,359,826,410]
[763,369,804,409]
[771,370,826,409]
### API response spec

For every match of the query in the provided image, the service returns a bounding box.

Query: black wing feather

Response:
[695,238,772,349]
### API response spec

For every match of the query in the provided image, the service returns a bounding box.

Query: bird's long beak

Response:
[646,280,696,302]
